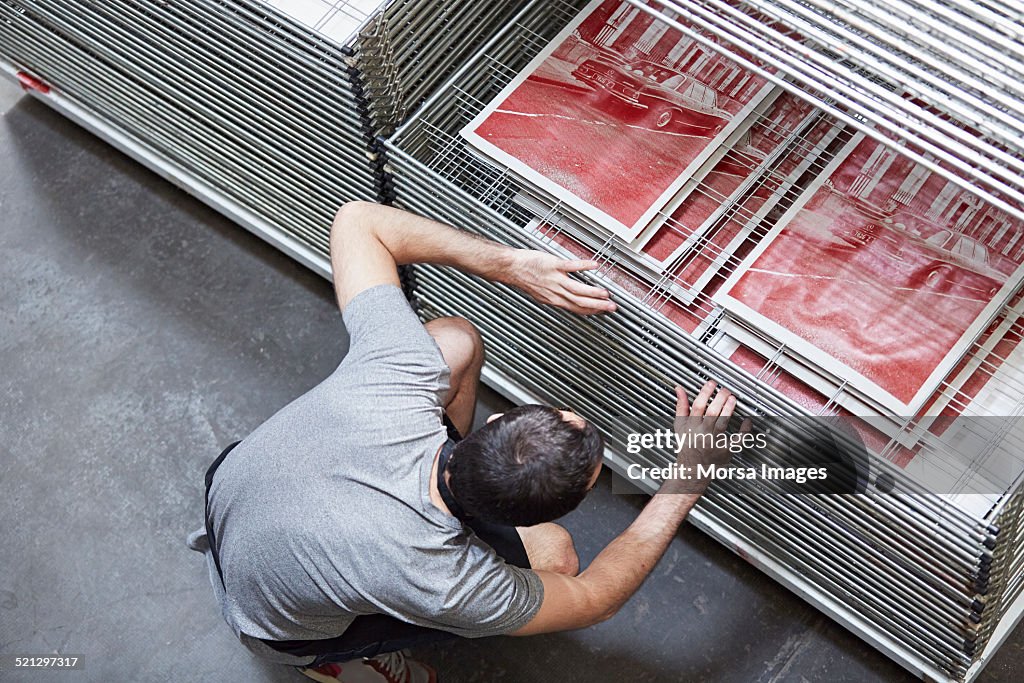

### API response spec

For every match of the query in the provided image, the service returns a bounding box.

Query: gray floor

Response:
[1,77,1023,683]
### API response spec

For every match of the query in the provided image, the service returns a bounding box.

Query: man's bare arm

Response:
[512,489,700,634]
[512,382,738,635]
[330,201,615,314]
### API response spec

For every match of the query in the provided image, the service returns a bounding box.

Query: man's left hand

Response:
[508,250,616,315]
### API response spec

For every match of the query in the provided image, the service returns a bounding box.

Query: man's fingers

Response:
[674,385,689,417]
[559,259,600,273]
[582,296,617,313]
[565,292,616,314]
[559,297,589,316]
[564,278,611,300]
[690,380,716,417]
[714,395,737,433]
[707,386,731,417]
[560,295,610,316]
[544,292,595,315]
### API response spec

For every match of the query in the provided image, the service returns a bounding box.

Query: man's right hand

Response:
[674,380,737,425]
[504,249,616,316]
[665,381,740,495]
[511,379,745,637]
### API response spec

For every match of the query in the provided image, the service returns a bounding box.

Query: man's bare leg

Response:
[425,316,484,437]
[518,523,580,576]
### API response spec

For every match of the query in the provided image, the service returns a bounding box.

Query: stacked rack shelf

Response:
[384,1,1024,680]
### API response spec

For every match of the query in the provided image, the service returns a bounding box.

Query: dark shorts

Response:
[215,415,531,664]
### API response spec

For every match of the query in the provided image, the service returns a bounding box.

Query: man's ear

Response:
[486,413,504,424]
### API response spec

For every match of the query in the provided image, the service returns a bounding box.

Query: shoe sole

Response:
[299,667,341,683]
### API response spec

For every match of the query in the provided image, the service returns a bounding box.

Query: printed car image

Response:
[716,132,1024,413]
[920,230,1002,294]
[572,57,730,134]
[834,215,1003,297]
[461,0,773,239]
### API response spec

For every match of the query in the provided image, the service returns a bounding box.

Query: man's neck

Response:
[428,445,454,517]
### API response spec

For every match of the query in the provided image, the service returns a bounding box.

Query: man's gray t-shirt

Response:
[193,284,543,656]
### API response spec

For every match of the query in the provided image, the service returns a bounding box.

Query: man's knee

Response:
[551,527,580,576]
[444,317,484,357]
[426,317,484,374]
[521,523,580,576]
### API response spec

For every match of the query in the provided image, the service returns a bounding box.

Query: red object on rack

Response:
[16,71,51,94]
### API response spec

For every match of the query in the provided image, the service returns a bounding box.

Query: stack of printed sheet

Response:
[386,1,1024,681]
[456,0,1024,514]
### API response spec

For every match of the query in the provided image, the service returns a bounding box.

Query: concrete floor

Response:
[2,76,1023,683]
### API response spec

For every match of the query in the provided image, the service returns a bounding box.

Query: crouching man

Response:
[189,202,738,682]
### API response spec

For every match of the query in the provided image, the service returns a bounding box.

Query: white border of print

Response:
[649,117,845,306]
[506,96,780,269]
[917,295,1024,425]
[627,90,782,251]
[460,0,777,242]
[711,321,922,449]
[714,131,1024,414]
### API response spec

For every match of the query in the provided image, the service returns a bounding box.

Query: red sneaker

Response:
[300,650,437,683]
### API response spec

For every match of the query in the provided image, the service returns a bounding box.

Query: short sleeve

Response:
[339,284,450,400]
[374,538,545,639]
[434,559,545,638]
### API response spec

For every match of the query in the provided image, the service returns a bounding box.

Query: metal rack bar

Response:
[627,0,1024,224]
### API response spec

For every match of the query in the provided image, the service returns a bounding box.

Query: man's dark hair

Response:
[448,405,604,527]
